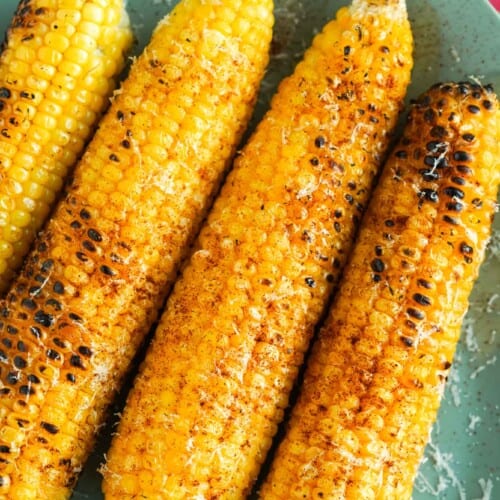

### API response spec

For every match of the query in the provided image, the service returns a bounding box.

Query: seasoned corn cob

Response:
[103,1,413,497]
[0,0,132,292]
[260,82,499,500]
[0,0,274,497]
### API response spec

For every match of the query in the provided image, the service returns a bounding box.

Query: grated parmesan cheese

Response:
[415,439,466,500]
[473,478,494,500]
[470,355,497,380]
[467,414,481,434]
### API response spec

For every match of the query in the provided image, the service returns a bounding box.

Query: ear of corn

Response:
[102,1,413,497]
[260,82,499,500]
[0,0,133,293]
[0,0,274,497]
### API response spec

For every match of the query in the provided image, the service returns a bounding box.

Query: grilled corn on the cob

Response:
[0,0,132,293]
[260,82,499,500]
[103,0,413,497]
[0,0,274,497]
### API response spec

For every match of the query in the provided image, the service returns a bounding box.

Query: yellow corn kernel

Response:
[33,61,57,81]
[14,46,36,64]
[63,46,88,66]
[56,9,82,25]
[261,83,498,499]
[58,60,83,78]
[103,0,412,497]
[82,3,105,24]
[25,74,50,92]
[0,142,17,159]
[9,210,30,229]
[79,20,101,38]
[44,32,70,52]
[7,59,30,78]
[2,225,23,244]
[37,46,62,66]
[70,32,96,52]
[0,242,13,259]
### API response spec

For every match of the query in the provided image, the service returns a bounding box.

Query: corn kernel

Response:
[64,265,89,286]
[39,100,62,117]
[0,196,14,213]
[0,242,13,259]
[59,0,85,8]
[32,61,56,80]
[26,75,48,92]
[0,141,17,158]
[59,59,83,78]
[89,191,109,208]
[82,3,104,24]
[14,46,36,63]
[45,32,70,52]
[95,176,115,194]
[38,46,63,66]
[18,196,36,213]
[79,21,101,41]
[10,210,31,228]
[2,225,23,243]
[7,166,29,184]
[49,129,69,148]
[52,73,76,91]
[81,74,108,93]
[100,56,118,78]
[71,32,97,52]
[63,47,88,67]
[103,6,120,26]
[56,8,81,25]
[33,112,57,131]
[7,60,31,78]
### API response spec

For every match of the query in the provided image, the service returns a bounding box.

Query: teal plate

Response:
[0,1,499,498]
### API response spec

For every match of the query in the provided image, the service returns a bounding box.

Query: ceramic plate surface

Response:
[0,1,499,498]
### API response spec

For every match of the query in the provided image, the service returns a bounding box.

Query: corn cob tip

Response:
[352,0,408,18]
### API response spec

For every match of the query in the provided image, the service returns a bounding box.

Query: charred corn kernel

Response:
[0,0,273,497]
[103,1,412,497]
[261,82,499,500]
[0,0,132,293]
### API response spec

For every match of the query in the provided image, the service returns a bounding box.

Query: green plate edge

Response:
[0,1,498,499]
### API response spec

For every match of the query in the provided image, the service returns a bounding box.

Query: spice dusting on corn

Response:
[103,0,412,497]
[0,0,274,497]
[260,82,499,499]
